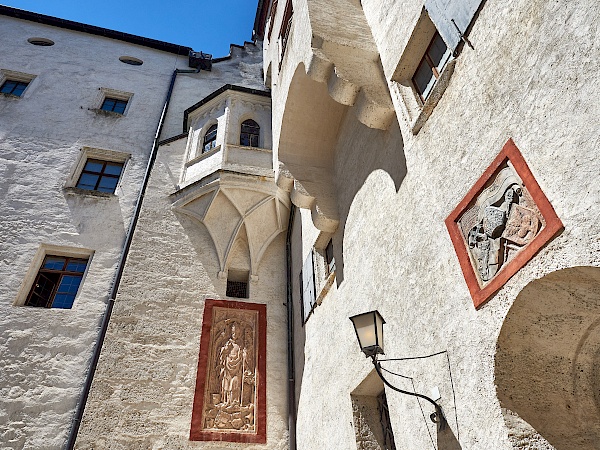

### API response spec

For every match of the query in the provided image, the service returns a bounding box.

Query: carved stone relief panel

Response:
[446,139,563,308]
[190,299,266,443]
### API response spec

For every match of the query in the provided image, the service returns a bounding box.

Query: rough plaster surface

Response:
[76,43,289,448]
[266,0,600,448]
[0,17,185,449]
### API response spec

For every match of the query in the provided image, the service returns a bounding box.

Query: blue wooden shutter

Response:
[302,250,315,322]
[424,0,484,52]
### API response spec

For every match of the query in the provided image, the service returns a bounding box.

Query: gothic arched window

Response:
[240,119,260,147]
[203,124,218,153]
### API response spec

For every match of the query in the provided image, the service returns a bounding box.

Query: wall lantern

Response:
[350,310,446,428]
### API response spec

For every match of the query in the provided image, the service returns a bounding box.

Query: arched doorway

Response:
[495,266,600,449]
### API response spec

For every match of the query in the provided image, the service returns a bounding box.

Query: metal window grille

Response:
[226,280,248,298]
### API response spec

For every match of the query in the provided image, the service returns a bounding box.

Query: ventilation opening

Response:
[28,37,54,46]
[119,56,143,66]
[226,269,249,298]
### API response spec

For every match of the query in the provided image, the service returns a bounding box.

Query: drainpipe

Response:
[285,204,297,450]
[64,67,194,449]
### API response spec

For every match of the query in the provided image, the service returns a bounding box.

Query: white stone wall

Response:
[0,16,187,449]
[76,44,290,448]
[267,0,600,448]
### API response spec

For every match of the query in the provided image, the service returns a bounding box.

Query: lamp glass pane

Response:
[375,312,384,354]
[352,312,378,350]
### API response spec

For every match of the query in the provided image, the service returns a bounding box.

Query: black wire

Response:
[379,365,414,380]
[378,350,447,362]
[446,352,460,444]
[411,378,437,450]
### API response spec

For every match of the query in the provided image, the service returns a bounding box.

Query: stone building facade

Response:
[1,0,599,449]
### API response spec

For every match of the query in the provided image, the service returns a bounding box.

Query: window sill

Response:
[1,92,24,99]
[410,59,456,134]
[316,270,335,305]
[91,108,125,118]
[63,186,116,198]
[185,145,222,167]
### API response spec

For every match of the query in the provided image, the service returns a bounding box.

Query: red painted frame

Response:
[445,139,564,309]
[190,299,267,443]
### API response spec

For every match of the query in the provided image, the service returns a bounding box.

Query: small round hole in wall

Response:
[28,37,55,46]
[119,56,143,66]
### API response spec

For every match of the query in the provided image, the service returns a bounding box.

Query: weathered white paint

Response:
[266,0,600,448]
[0,15,189,449]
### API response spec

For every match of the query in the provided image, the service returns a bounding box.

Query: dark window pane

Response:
[113,100,127,114]
[84,160,104,173]
[51,293,76,309]
[66,260,87,273]
[1,80,17,93]
[240,120,260,147]
[57,275,82,294]
[97,177,118,193]
[429,33,450,72]
[12,83,27,96]
[43,257,66,270]
[101,98,116,111]
[103,163,123,176]
[77,173,100,190]
[413,59,436,100]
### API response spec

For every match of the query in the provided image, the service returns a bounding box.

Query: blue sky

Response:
[1,0,258,57]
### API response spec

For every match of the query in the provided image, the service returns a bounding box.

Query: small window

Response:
[1,79,29,97]
[226,269,249,298]
[240,119,260,147]
[25,256,88,309]
[325,239,335,275]
[412,32,451,102]
[76,159,124,193]
[101,97,128,114]
[203,124,218,153]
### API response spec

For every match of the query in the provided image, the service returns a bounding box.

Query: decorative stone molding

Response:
[190,299,267,443]
[445,139,564,308]
[172,172,290,277]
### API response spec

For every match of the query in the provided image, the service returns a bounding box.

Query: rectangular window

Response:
[226,269,249,298]
[412,32,451,102]
[76,159,124,193]
[26,256,88,309]
[101,97,128,114]
[325,239,335,275]
[1,79,29,97]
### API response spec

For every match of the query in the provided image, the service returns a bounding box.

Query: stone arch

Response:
[495,266,600,449]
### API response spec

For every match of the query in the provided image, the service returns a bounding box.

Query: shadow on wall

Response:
[437,422,462,450]
[332,112,407,286]
[277,63,407,284]
[495,266,600,450]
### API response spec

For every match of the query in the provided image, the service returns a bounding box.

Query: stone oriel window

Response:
[203,124,218,153]
[76,159,124,194]
[25,256,88,309]
[412,31,451,102]
[240,119,260,147]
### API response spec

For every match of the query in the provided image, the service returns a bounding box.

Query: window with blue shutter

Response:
[424,0,484,53]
